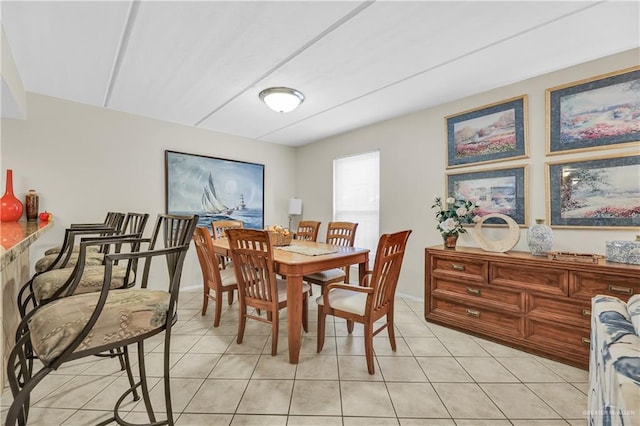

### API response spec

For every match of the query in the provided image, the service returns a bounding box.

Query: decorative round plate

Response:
[472,213,520,253]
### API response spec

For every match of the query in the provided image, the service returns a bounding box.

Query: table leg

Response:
[286,274,303,364]
[358,256,368,285]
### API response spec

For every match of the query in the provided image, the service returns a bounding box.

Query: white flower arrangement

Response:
[431,196,478,237]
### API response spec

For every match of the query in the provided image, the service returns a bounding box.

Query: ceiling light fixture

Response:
[259,87,305,113]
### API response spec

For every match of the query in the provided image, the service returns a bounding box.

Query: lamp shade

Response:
[259,87,304,113]
[288,198,302,215]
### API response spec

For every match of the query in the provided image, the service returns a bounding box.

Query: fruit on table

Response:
[39,211,53,221]
[266,224,290,235]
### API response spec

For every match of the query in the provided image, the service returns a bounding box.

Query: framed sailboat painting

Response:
[165,150,264,230]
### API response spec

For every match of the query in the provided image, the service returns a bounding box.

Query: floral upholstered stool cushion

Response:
[44,245,101,256]
[28,289,169,363]
[35,252,105,273]
[32,265,135,302]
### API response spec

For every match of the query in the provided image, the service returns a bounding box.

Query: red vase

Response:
[0,169,24,222]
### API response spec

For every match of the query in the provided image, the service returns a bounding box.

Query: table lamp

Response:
[288,198,302,230]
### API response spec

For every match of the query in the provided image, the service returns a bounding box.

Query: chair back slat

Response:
[143,214,199,288]
[370,230,412,312]
[295,221,321,242]
[211,220,243,239]
[226,229,279,306]
[105,212,126,230]
[326,222,358,247]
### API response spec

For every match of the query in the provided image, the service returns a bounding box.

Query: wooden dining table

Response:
[211,238,369,364]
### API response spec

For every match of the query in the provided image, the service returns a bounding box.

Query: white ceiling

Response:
[1,1,638,146]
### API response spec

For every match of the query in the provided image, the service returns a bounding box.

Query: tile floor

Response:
[1,289,589,425]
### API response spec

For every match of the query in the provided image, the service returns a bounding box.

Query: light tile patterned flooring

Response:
[2,289,589,425]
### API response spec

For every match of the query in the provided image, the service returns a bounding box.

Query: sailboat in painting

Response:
[202,173,233,215]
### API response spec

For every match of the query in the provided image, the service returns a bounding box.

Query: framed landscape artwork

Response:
[546,65,640,155]
[546,153,639,229]
[165,150,264,230]
[446,165,528,226]
[446,95,528,169]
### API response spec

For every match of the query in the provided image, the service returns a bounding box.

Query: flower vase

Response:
[0,169,24,222]
[444,234,458,249]
[527,219,553,256]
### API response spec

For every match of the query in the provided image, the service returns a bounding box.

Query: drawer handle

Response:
[466,287,481,296]
[582,309,591,317]
[581,337,591,346]
[452,264,465,271]
[466,309,480,318]
[609,285,633,295]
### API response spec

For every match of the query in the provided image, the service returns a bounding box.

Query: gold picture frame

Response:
[445,95,529,169]
[545,152,640,229]
[546,65,640,156]
[446,164,529,227]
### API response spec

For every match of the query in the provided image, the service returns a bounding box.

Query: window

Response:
[333,151,380,260]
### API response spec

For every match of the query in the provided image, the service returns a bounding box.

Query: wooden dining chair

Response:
[317,229,411,374]
[211,219,243,240]
[226,228,309,355]
[303,221,358,295]
[193,226,238,326]
[211,220,243,269]
[294,220,321,242]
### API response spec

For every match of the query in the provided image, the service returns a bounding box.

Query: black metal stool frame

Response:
[6,214,198,426]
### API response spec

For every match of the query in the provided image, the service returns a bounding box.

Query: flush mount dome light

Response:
[259,87,304,113]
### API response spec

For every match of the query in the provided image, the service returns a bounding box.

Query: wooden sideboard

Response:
[424,246,640,369]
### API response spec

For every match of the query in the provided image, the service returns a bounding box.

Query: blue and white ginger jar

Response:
[527,219,553,256]
[606,236,640,265]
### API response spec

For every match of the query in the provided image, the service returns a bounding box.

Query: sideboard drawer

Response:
[490,263,568,296]
[569,271,638,301]
[430,254,487,283]
[432,278,525,314]
[528,293,591,329]
[527,319,590,358]
[432,298,524,338]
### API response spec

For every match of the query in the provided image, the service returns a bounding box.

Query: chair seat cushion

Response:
[33,265,135,302]
[28,289,169,363]
[35,252,105,273]
[220,267,237,288]
[44,245,100,256]
[316,285,367,316]
[303,268,346,283]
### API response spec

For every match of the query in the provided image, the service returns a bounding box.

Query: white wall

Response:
[1,93,297,289]
[2,49,638,298]
[295,48,640,298]
[1,24,26,119]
